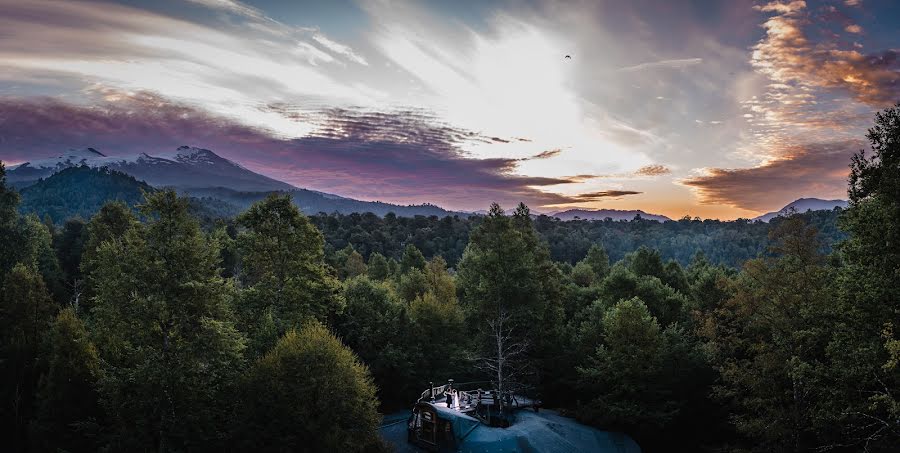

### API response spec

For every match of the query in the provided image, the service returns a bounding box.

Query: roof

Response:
[380,408,641,453]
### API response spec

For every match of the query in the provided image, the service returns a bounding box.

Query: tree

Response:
[400,243,426,273]
[232,323,382,452]
[409,291,467,393]
[81,201,137,309]
[582,244,610,280]
[570,260,596,287]
[31,307,101,453]
[89,190,246,451]
[576,298,691,444]
[367,252,390,280]
[0,263,57,450]
[0,162,22,278]
[396,268,428,303]
[457,203,563,400]
[236,194,341,354]
[333,276,415,404]
[824,103,900,449]
[701,216,833,451]
[344,248,368,279]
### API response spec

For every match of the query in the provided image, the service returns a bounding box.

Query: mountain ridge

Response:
[550,208,671,222]
[752,198,848,222]
[8,146,294,192]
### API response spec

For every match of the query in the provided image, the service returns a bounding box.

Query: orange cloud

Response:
[681,141,857,212]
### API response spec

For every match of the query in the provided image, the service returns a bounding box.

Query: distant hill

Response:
[550,208,671,222]
[182,187,464,218]
[753,198,848,222]
[18,166,154,223]
[7,146,294,192]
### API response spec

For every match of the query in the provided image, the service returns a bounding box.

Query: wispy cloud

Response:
[618,58,703,72]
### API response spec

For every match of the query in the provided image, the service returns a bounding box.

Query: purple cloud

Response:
[0,92,635,210]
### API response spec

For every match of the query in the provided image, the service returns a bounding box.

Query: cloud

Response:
[681,141,857,212]
[312,34,369,66]
[634,164,671,176]
[522,149,563,160]
[617,58,703,72]
[568,190,643,201]
[751,1,900,108]
[0,93,613,210]
[845,0,862,6]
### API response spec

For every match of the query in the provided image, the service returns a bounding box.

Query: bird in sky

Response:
[565,55,571,59]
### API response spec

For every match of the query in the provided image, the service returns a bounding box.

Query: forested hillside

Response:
[310,208,845,269]
[1,106,898,452]
[18,166,152,224]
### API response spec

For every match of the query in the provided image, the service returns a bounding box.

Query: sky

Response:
[0,0,898,219]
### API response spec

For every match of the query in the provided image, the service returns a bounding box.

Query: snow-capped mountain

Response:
[7,146,295,192]
[752,198,848,222]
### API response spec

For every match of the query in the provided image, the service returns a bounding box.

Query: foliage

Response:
[233,323,382,452]
[89,190,246,451]
[0,263,57,450]
[235,193,341,355]
[31,307,102,452]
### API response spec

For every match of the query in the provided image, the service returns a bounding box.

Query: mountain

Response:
[182,187,463,218]
[752,198,848,222]
[18,166,154,223]
[15,165,463,224]
[550,208,671,222]
[7,146,294,192]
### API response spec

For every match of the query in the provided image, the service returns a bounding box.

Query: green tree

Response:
[825,103,900,449]
[396,267,428,303]
[582,244,610,279]
[400,243,426,273]
[457,203,563,401]
[31,307,101,453]
[570,260,596,287]
[89,191,246,451]
[0,263,57,450]
[334,276,415,404]
[233,323,382,452]
[344,248,368,279]
[576,298,695,445]
[367,252,390,280]
[236,194,341,354]
[701,216,833,451]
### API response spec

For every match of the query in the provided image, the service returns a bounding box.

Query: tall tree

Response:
[826,103,900,448]
[235,194,341,354]
[0,263,57,450]
[89,190,246,451]
[31,307,102,453]
[457,203,563,400]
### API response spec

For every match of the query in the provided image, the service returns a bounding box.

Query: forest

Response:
[1,105,899,453]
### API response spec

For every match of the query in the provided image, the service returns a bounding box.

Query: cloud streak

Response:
[618,58,703,72]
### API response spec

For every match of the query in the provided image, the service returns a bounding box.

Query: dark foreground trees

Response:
[233,323,383,452]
